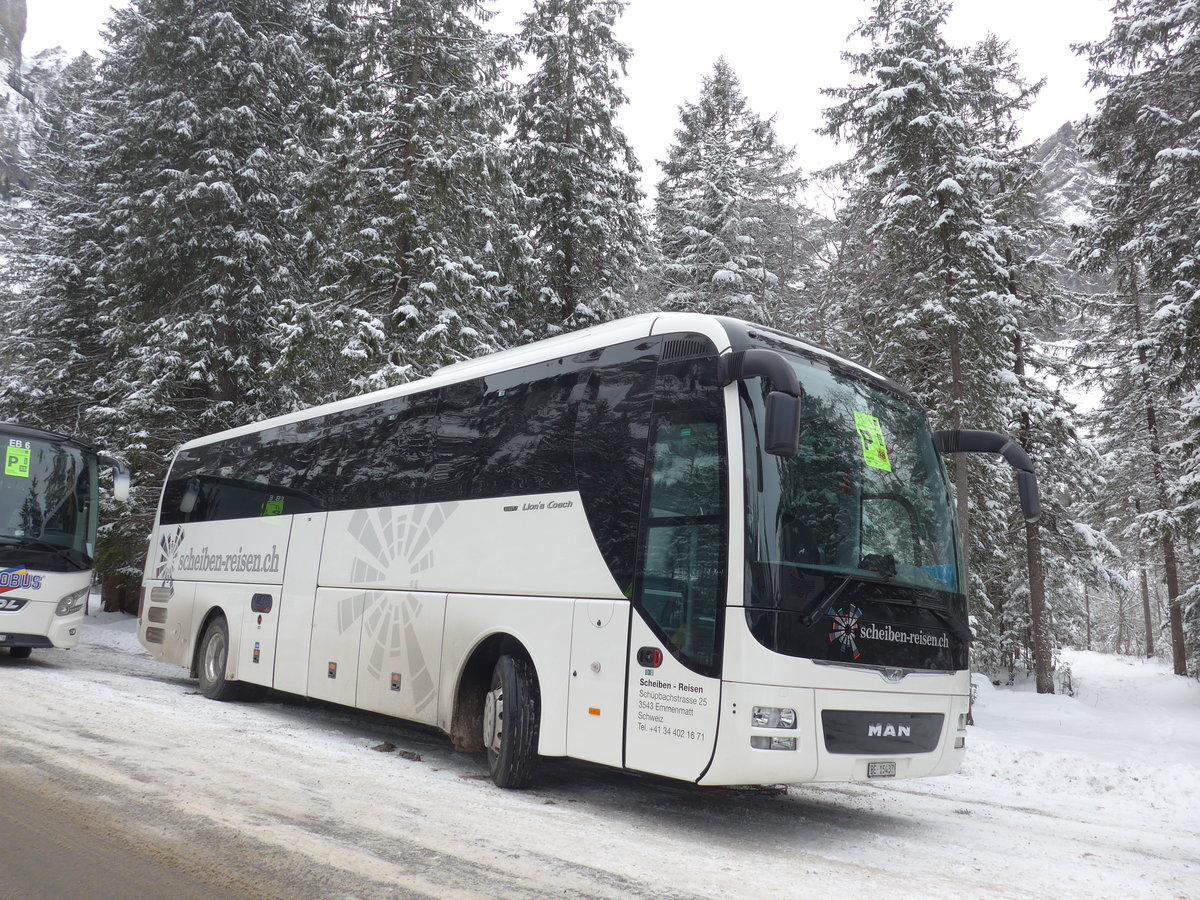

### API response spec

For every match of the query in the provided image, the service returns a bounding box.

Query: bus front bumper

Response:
[0,600,85,649]
[699,681,969,786]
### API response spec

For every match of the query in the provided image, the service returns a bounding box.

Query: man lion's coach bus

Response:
[138,313,1038,788]
[1,423,130,657]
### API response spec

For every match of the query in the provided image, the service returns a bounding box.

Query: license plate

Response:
[868,761,897,778]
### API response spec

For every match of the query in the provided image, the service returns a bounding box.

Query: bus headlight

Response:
[752,706,797,729]
[750,736,798,751]
[55,587,89,616]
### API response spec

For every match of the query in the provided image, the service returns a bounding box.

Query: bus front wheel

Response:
[197,617,245,701]
[483,654,539,789]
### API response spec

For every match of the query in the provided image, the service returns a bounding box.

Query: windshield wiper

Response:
[0,534,64,553]
[0,534,89,569]
[798,576,853,627]
[873,591,971,644]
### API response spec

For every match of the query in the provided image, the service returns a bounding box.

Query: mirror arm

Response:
[933,429,1040,523]
[718,349,801,397]
[97,454,129,478]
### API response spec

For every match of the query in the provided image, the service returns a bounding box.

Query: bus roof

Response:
[174,312,904,452]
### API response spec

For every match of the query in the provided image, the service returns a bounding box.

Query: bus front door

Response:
[622,415,723,781]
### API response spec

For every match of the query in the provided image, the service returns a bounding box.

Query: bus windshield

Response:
[1,433,99,571]
[741,354,960,608]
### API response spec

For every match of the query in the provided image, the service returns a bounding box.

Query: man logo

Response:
[868,723,912,738]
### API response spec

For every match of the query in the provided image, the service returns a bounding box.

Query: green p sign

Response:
[5,446,30,478]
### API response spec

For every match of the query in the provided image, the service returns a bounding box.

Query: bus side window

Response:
[635,348,727,675]
[574,343,658,597]
[428,379,487,504]
[335,393,437,510]
[640,417,724,672]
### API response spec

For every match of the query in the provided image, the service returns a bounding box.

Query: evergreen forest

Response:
[1,0,1197,686]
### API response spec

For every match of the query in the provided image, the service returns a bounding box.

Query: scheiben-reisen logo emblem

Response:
[156,526,185,587]
[828,605,864,660]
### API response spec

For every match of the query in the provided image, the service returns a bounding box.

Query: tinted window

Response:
[574,341,660,596]
[473,365,583,498]
[159,358,591,524]
[428,378,487,504]
[335,393,438,510]
[635,353,727,675]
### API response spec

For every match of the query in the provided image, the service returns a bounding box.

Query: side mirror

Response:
[113,470,131,503]
[933,429,1040,523]
[99,454,131,502]
[180,479,200,514]
[719,349,804,458]
[764,391,801,457]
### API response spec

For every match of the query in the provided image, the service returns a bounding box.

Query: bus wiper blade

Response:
[879,592,971,644]
[924,605,971,644]
[0,535,89,569]
[0,534,66,553]
[798,576,852,627]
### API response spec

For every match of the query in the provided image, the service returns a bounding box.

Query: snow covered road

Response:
[1,613,1196,899]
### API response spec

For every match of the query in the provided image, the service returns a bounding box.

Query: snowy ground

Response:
[1,609,1196,899]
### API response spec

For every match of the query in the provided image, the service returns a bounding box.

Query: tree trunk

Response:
[1134,500,1154,658]
[1132,285,1187,675]
[1084,586,1092,652]
[949,326,969,576]
[1013,331,1053,693]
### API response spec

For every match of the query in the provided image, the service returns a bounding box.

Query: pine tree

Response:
[512,0,647,335]
[1076,0,1198,675]
[317,0,535,388]
[819,1,1093,691]
[15,0,330,576]
[2,52,102,430]
[821,0,1016,574]
[651,58,804,322]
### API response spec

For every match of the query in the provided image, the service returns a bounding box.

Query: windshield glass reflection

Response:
[0,436,98,569]
[741,356,960,607]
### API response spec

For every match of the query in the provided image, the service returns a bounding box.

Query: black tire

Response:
[483,654,540,789]
[8,647,32,659]
[197,617,246,701]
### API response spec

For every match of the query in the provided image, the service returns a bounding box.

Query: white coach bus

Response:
[1,423,130,657]
[138,313,1038,788]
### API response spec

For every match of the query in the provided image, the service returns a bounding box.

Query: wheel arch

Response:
[190,604,233,679]
[449,632,538,753]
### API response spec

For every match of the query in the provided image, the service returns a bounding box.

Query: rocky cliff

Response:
[0,0,25,81]
[1,0,29,196]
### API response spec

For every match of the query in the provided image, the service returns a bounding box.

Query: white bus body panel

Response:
[624,613,721,781]
[565,599,629,767]
[272,513,327,695]
[317,493,621,599]
[436,593,575,757]
[695,613,969,785]
[355,590,446,725]
[141,517,292,670]
[0,568,90,649]
[307,588,366,707]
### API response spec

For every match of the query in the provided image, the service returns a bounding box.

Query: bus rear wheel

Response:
[197,617,246,701]
[483,654,539,789]
[8,647,31,659]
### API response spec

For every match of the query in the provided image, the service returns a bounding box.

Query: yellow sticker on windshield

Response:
[4,446,30,478]
[854,412,892,472]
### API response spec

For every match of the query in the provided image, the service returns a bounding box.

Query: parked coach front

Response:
[1,423,129,656]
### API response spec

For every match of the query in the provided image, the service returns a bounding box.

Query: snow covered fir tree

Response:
[0,0,1196,682]
[650,57,808,323]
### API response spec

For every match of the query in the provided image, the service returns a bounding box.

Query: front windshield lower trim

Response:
[812,658,957,681]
